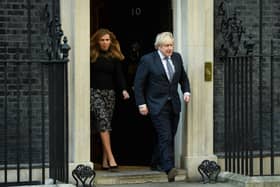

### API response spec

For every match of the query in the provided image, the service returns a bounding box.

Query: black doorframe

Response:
[90,0,173,166]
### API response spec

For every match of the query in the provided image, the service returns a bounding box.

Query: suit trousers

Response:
[150,100,180,173]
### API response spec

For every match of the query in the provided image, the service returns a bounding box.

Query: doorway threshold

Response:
[94,166,186,185]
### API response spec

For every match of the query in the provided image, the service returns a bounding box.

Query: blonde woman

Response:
[90,28,129,171]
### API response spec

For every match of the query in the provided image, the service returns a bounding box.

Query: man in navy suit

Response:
[134,32,191,182]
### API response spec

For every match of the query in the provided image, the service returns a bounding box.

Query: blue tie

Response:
[165,57,174,81]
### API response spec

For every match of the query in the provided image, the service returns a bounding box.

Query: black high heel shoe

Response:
[101,161,110,170]
[101,166,109,170]
[109,164,119,172]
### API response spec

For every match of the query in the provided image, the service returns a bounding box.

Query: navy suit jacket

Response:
[134,51,191,115]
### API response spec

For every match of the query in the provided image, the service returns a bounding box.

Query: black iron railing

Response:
[223,52,280,176]
[0,0,70,185]
[0,58,69,186]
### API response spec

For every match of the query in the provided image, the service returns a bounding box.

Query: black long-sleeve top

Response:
[90,55,127,91]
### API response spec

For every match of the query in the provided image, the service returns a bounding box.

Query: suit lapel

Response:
[170,55,178,73]
[154,52,169,81]
[170,55,179,83]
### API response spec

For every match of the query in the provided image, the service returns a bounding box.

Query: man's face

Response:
[159,39,174,57]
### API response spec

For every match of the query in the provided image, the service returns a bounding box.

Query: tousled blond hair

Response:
[154,32,174,49]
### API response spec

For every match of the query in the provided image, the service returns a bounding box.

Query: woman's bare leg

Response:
[100,131,117,167]
[102,147,109,168]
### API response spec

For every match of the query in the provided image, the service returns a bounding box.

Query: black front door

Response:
[90,0,172,166]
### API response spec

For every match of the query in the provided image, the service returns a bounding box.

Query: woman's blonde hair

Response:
[90,28,125,62]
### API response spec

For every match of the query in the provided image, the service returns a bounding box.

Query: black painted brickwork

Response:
[214,0,280,154]
[0,0,53,164]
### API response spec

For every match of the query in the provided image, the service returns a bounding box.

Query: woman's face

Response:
[98,34,111,51]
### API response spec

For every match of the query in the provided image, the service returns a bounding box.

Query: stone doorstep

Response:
[94,168,187,185]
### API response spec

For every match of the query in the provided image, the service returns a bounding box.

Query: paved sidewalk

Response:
[96,181,237,187]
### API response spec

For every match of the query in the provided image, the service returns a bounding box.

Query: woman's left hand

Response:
[122,90,130,100]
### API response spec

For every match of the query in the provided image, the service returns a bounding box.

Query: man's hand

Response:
[184,95,190,103]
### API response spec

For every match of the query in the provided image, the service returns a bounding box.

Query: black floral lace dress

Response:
[90,54,126,132]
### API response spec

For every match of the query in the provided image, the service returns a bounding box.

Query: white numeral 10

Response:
[131,8,141,16]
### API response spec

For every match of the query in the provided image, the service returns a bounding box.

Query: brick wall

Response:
[214,0,280,153]
[0,0,53,164]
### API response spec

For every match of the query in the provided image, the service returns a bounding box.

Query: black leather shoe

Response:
[168,177,175,182]
[150,165,163,171]
[167,168,177,182]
